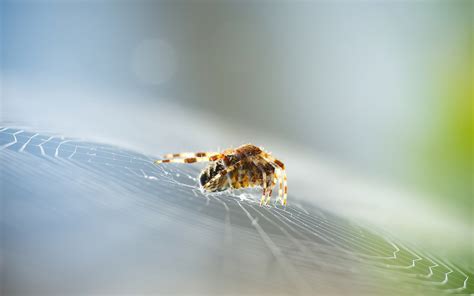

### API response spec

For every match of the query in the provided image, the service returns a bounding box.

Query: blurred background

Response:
[1,0,472,293]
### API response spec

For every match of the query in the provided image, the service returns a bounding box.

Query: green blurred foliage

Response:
[418,63,472,219]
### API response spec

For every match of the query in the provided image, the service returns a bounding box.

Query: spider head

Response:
[199,160,226,191]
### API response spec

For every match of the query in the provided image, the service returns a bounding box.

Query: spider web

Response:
[0,126,472,295]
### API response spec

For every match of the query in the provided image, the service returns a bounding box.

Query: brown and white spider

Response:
[154,144,287,206]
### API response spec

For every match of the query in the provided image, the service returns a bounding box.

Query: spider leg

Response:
[282,169,288,206]
[265,175,277,205]
[254,155,281,205]
[221,156,237,190]
[202,160,244,191]
[154,153,224,164]
[259,153,286,205]
[275,169,284,205]
[260,152,285,170]
[250,157,270,206]
[260,169,267,206]
[163,151,218,159]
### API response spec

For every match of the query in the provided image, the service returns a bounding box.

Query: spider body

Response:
[199,157,275,192]
[155,144,287,205]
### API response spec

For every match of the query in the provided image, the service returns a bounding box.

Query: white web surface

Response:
[1,126,472,295]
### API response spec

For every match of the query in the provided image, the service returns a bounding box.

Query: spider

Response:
[154,144,287,206]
